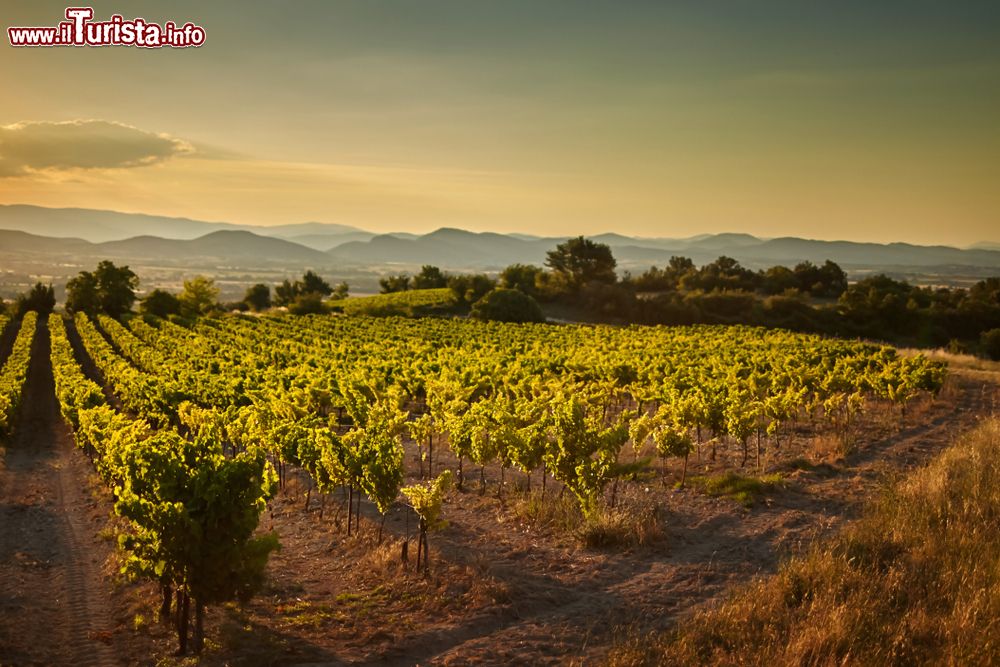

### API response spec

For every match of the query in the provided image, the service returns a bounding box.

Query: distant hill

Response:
[2,204,999,275]
[0,204,368,247]
[328,228,561,268]
[0,229,94,255]
[98,230,331,264]
[329,228,1000,272]
[0,228,332,266]
[277,231,375,249]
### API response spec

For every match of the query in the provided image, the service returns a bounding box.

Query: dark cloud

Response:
[0,120,193,177]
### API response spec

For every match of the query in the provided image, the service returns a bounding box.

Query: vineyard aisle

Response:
[0,320,119,666]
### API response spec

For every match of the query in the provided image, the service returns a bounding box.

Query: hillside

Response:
[328,227,1000,272]
[0,204,369,249]
[0,228,332,266]
[98,230,331,264]
[2,205,1000,275]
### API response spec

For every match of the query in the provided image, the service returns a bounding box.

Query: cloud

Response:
[0,119,193,177]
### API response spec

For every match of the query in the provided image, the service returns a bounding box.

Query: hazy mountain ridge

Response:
[0,204,370,249]
[1,205,999,273]
[0,228,330,266]
[325,227,1000,271]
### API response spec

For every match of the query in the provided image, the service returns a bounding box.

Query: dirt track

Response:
[0,320,119,666]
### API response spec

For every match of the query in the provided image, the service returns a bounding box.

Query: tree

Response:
[273,272,331,306]
[299,270,332,297]
[274,279,297,307]
[15,282,56,316]
[794,260,847,298]
[627,256,696,292]
[682,256,759,292]
[66,261,139,318]
[412,265,448,290]
[332,282,349,299]
[140,289,181,318]
[499,264,544,297]
[544,236,617,290]
[179,276,219,317]
[96,261,139,317]
[447,273,496,306]
[244,284,271,311]
[470,288,545,323]
[761,266,799,295]
[65,271,100,314]
[379,274,410,293]
[838,274,915,336]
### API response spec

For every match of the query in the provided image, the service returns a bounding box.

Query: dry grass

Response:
[579,497,665,549]
[899,346,1000,375]
[807,431,857,461]
[685,472,787,508]
[511,490,665,549]
[510,489,584,535]
[607,417,1000,667]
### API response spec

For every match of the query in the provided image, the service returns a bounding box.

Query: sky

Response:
[1,1,998,245]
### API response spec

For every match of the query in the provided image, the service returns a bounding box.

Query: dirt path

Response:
[0,319,119,666]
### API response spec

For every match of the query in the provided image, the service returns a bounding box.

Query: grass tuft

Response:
[511,490,665,549]
[685,472,786,507]
[579,500,664,549]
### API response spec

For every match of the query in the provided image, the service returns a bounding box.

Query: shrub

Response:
[470,288,545,323]
[981,328,1000,360]
[288,292,327,315]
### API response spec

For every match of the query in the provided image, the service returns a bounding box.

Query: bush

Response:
[140,289,181,318]
[981,328,1000,360]
[470,288,545,323]
[448,273,496,306]
[288,292,327,315]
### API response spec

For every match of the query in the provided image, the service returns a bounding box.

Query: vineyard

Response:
[65,313,947,519]
[332,287,457,316]
[0,310,971,664]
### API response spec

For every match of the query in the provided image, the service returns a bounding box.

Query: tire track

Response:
[0,318,118,666]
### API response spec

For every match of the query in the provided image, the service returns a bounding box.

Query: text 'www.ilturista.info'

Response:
[8,7,205,48]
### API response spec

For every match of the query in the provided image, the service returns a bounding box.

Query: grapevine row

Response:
[0,312,38,440]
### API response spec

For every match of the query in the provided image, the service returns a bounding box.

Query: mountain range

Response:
[1,204,999,275]
[0,204,373,249]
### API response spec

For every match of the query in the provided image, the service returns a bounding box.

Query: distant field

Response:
[333,287,457,315]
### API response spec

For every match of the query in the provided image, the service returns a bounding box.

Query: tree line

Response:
[373,235,1000,357]
[2,236,998,357]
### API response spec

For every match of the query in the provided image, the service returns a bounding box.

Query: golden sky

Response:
[1,1,998,244]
